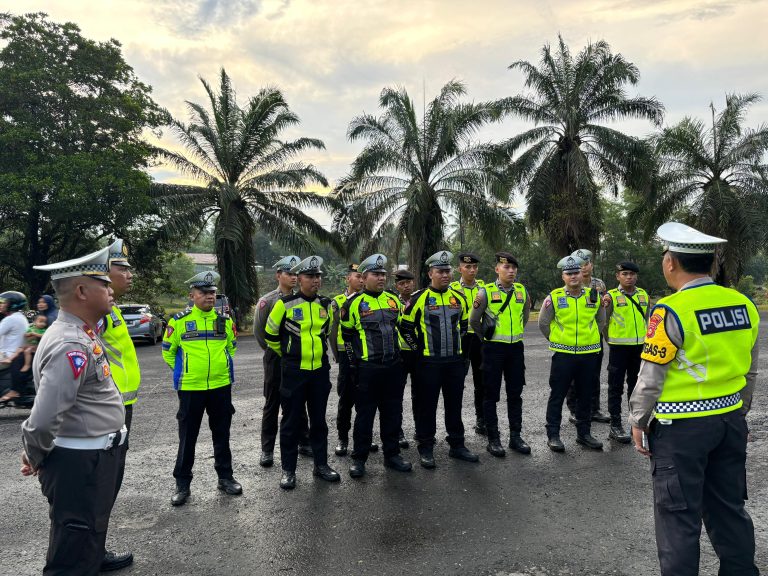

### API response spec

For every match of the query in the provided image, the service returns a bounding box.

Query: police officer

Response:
[538,255,606,451]
[342,254,413,478]
[329,263,365,456]
[394,269,416,306]
[469,252,531,457]
[602,261,649,444]
[21,246,126,576]
[265,256,340,489]
[98,239,138,571]
[630,222,760,576]
[252,256,311,467]
[566,249,611,423]
[399,250,479,468]
[450,252,487,435]
[162,271,241,506]
[394,269,416,447]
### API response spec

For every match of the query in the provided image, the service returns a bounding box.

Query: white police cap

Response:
[108,238,131,268]
[186,270,220,290]
[425,250,453,269]
[359,254,387,274]
[273,255,300,271]
[291,255,323,275]
[558,255,585,272]
[34,246,112,282]
[571,248,593,262]
[657,222,726,254]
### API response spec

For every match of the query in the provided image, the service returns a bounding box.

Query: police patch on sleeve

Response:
[66,350,88,378]
[641,307,677,365]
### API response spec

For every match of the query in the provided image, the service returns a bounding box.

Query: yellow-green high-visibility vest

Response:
[547,287,601,354]
[265,293,332,371]
[450,279,485,334]
[642,282,759,419]
[483,282,527,344]
[101,306,141,405]
[606,287,649,345]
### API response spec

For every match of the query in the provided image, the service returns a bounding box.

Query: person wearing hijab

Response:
[37,295,59,324]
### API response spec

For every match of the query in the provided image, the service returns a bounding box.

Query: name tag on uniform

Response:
[585,302,596,308]
[186,321,197,331]
[695,305,751,335]
[557,297,568,308]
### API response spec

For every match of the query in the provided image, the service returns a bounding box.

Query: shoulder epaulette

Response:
[172,310,193,321]
[383,289,399,299]
[318,296,332,307]
[281,293,301,303]
[215,310,231,320]
[449,286,468,304]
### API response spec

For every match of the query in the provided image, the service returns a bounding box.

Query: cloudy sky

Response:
[8,1,768,225]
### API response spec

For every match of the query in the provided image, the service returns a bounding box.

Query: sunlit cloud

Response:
[8,0,768,199]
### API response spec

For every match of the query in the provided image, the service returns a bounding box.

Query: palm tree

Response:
[334,80,519,282]
[502,35,664,255]
[632,94,768,285]
[154,69,336,323]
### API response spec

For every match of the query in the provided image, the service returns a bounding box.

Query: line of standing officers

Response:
[251,245,653,488]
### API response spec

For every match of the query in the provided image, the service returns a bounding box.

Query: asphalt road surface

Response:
[1,322,766,576]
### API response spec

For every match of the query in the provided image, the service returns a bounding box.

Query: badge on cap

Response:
[440,251,449,263]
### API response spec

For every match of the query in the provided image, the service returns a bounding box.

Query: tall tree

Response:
[0,12,165,298]
[502,35,664,256]
[631,94,768,285]
[334,80,519,282]
[155,69,336,323]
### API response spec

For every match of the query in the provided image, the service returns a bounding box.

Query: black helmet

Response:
[0,291,27,312]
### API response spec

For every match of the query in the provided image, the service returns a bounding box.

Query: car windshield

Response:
[120,306,149,315]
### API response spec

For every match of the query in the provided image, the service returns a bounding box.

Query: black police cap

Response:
[394,269,415,281]
[457,252,480,264]
[495,252,519,267]
[616,261,640,273]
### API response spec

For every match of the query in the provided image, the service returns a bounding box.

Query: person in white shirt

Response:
[0,291,31,403]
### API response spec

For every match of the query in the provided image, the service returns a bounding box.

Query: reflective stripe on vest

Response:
[450,280,484,334]
[103,306,141,406]
[332,293,349,351]
[340,291,401,363]
[547,287,601,354]
[484,282,526,344]
[606,288,649,345]
[651,283,759,419]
